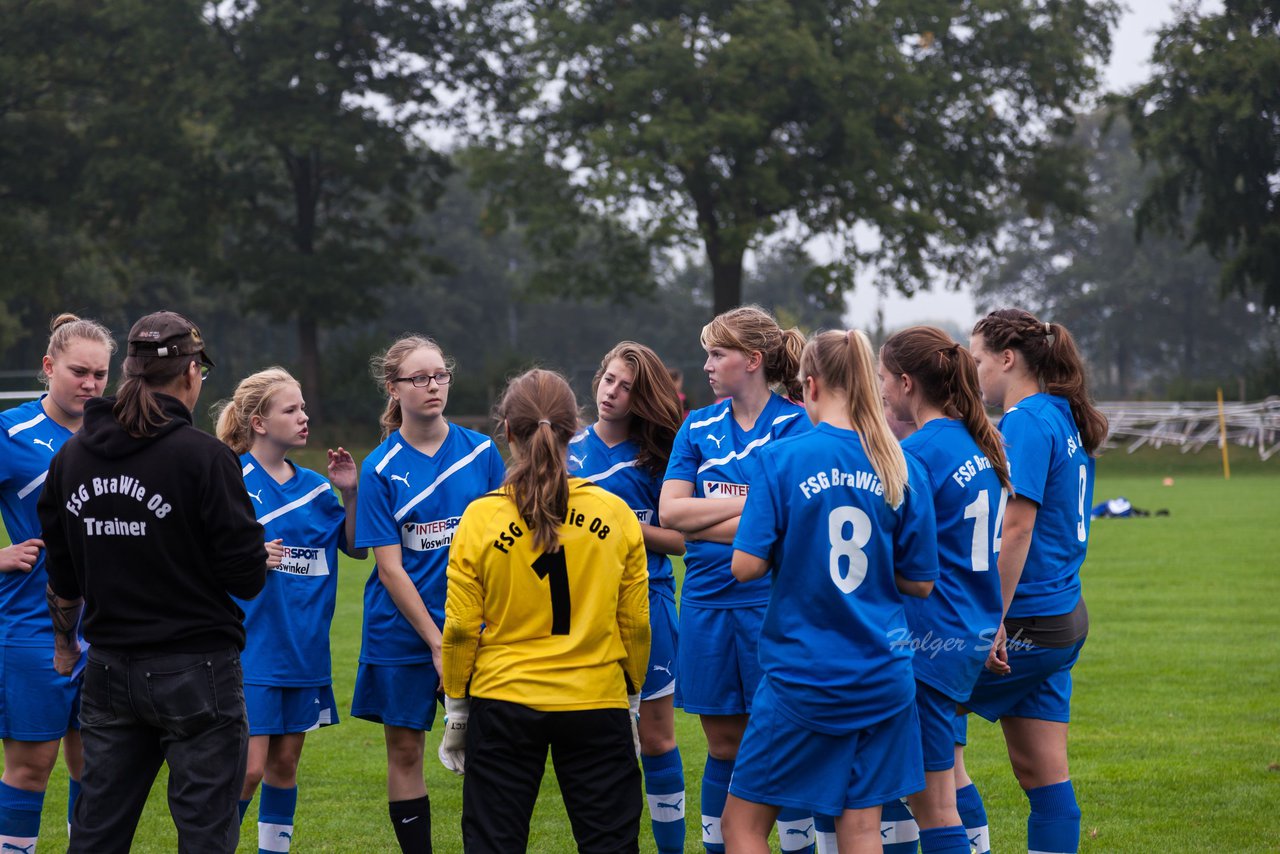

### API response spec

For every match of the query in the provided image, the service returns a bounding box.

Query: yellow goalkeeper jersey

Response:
[442,478,650,711]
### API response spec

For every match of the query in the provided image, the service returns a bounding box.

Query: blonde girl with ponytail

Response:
[721,329,939,854]
[657,305,814,851]
[441,369,650,852]
[352,336,506,853]
[213,367,364,852]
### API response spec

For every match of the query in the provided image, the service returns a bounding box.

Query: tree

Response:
[453,0,1119,315]
[1125,0,1280,312]
[977,111,1272,398]
[204,0,455,418]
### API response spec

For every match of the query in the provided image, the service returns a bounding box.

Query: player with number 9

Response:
[441,369,650,853]
[876,327,1012,854]
[958,310,1108,854]
[352,336,505,853]
[722,329,939,854]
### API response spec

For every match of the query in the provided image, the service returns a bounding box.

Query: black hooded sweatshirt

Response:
[38,394,266,653]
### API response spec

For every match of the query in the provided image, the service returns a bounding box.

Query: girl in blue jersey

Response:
[958,310,1109,854]
[354,335,505,854]
[215,367,366,853]
[876,326,1012,854]
[568,341,687,854]
[722,329,938,854]
[658,305,814,853]
[0,313,113,849]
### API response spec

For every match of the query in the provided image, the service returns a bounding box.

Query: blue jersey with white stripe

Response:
[734,423,939,733]
[664,394,810,608]
[899,418,1005,700]
[356,424,506,664]
[1000,394,1094,618]
[568,425,675,599]
[0,397,72,647]
[234,454,346,686]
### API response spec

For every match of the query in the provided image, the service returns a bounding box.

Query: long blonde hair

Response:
[802,329,909,508]
[370,335,453,440]
[497,369,579,554]
[701,305,806,401]
[212,367,300,455]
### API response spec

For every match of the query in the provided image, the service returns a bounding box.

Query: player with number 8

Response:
[875,327,1012,854]
[957,309,1108,854]
[721,329,939,854]
[441,369,650,853]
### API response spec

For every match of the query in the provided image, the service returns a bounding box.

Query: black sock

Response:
[389,795,431,854]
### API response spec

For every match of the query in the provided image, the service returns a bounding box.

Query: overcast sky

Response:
[843,0,1195,331]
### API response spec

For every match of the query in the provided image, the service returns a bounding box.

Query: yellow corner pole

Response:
[1217,387,1231,481]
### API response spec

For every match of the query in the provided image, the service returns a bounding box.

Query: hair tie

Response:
[537,419,551,426]
[1044,321,1052,336]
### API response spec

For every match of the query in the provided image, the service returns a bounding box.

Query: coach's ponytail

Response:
[372,335,451,440]
[802,330,909,509]
[973,310,1109,455]
[881,326,1011,493]
[497,369,579,554]
[213,367,299,455]
[701,304,806,401]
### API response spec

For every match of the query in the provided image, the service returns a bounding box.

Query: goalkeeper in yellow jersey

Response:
[441,369,651,853]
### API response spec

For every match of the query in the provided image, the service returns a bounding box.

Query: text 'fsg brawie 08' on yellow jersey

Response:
[442,478,650,711]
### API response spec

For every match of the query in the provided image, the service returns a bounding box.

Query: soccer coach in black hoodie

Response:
[38,311,270,853]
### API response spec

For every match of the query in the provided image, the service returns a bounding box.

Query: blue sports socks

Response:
[813,814,838,853]
[777,806,815,852]
[919,824,971,854]
[0,780,43,852]
[955,783,990,854]
[258,783,297,853]
[641,748,686,854]
[700,755,733,853]
[880,797,920,853]
[67,777,80,838]
[1026,780,1081,854]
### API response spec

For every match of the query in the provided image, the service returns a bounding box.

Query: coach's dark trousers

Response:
[462,698,642,853]
[70,646,249,854]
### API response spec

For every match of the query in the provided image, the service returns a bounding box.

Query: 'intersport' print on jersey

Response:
[356,425,506,665]
[999,394,1095,619]
[897,419,1006,701]
[734,423,939,733]
[568,425,674,599]
[664,393,809,608]
[0,397,73,646]
[235,455,347,686]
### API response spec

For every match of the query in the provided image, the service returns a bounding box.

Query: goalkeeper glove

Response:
[438,696,470,776]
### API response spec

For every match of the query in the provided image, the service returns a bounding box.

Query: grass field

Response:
[9,446,1280,852]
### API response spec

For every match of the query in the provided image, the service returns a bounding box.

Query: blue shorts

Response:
[245,684,340,736]
[0,644,80,741]
[952,712,968,746]
[915,681,961,772]
[642,592,678,701]
[675,602,764,715]
[729,680,925,815]
[964,638,1085,723]
[351,662,440,730]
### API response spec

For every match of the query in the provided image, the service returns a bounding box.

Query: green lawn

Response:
[11,447,1280,851]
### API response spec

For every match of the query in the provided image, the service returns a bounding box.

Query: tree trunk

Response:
[298,315,322,424]
[710,253,745,317]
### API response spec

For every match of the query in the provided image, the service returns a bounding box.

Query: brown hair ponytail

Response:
[881,326,1012,493]
[497,369,580,554]
[972,309,1109,455]
[700,305,806,401]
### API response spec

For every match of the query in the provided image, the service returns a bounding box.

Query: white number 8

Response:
[828,506,872,593]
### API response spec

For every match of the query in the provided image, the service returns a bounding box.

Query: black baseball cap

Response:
[126,311,215,367]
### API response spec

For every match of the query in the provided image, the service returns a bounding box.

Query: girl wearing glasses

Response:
[353,336,505,853]
[214,367,366,852]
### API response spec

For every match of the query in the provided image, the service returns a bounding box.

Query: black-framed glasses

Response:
[392,371,453,388]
